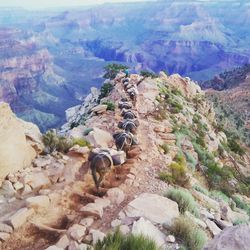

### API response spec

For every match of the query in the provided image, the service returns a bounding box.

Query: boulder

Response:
[124,193,179,226]
[90,229,106,245]
[0,223,13,234]
[204,225,250,250]
[120,225,130,235]
[91,105,107,114]
[80,217,94,228]
[56,234,70,249]
[69,145,90,156]
[0,102,42,182]
[26,172,51,189]
[111,219,122,228]
[45,246,63,250]
[85,128,113,148]
[80,203,103,219]
[106,188,125,205]
[6,207,34,229]
[0,180,16,196]
[0,232,10,242]
[166,235,175,243]
[68,224,86,241]
[26,195,50,209]
[94,198,111,209]
[132,217,166,248]
[205,219,222,236]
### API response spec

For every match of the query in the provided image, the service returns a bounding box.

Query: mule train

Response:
[89,75,140,192]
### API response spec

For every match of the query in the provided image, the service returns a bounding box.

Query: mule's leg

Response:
[91,167,99,191]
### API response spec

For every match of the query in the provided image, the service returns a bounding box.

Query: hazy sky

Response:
[0,0,153,10]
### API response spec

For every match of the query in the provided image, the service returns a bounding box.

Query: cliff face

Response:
[0,102,43,183]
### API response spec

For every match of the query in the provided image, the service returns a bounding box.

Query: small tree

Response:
[99,82,114,99]
[103,63,129,79]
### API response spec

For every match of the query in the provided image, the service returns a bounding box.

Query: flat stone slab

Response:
[6,208,34,229]
[124,193,179,226]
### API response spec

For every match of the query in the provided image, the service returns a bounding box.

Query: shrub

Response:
[103,63,129,79]
[193,185,209,196]
[94,229,158,250]
[99,83,114,99]
[227,138,245,156]
[170,216,207,250]
[209,190,230,203]
[102,100,116,111]
[165,188,199,217]
[43,130,73,154]
[232,195,250,217]
[185,152,197,171]
[167,98,183,113]
[160,143,169,154]
[140,70,158,79]
[72,138,91,148]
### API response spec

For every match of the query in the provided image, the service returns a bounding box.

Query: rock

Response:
[200,208,215,220]
[120,225,130,235]
[13,181,24,191]
[192,190,220,211]
[90,229,106,245]
[27,172,51,189]
[185,211,207,229]
[0,180,16,196]
[21,184,32,196]
[214,219,233,229]
[78,244,91,250]
[80,203,103,219]
[166,235,175,243]
[94,198,111,209]
[56,234,70,249]
[91,104,107,114]
[127,147,141,159]
[106,188,125,205]
[7,208,34,229]
[111,219,122,228]
[0,223,13,234]
[45,246,63,250]
[132,217,166,248]
[0,103,43,182]
[220,203,249,223]
[85,128,113,148]
[205,219,222,236]
[33,156,52,168]
[80,217,94,228]
[0,232,10,242]
[69,145,90,156]
[204,225,250,250]
[68,224,86,241]
[124,193,179,226]
[26,195,50,209]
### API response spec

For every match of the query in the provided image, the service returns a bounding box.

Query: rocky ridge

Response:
[0,72,249,249]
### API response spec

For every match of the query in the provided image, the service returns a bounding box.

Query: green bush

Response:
[94,229,158,250]
[166,188,199,217]
[185,152,197,171]
[140,70,158,79]
[160,143,169,154]
[102,100,116,111]
[72,138,91,148]
[43,130,73,153]
[227,138,245,156]
[170,216,207,250]
[193,185,209,196]
[167,98,183,113]
[99,83,114,99]
[232,195,250,217]
[209,190,230,203]
[103,63,129,79]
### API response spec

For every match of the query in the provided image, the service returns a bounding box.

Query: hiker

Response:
[89,150,113,191]
[123,68,129,77]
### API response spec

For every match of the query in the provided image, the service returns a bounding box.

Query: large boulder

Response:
[124,193,179,226]
[132,217,166,248]
[85,128,113,148]
[204,225,250,250]
[0,102,43,183]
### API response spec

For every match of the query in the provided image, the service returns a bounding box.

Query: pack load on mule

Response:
[121,110,137,120]
[118,119,139,134]
[89,148,126,190]
[118,101,132,110]
[122,78,130,85]
[113,131,137,152]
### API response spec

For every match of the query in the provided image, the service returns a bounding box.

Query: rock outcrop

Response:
[0,102,43,183]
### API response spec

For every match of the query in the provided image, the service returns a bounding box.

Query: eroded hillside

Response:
[0,72,249,250]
